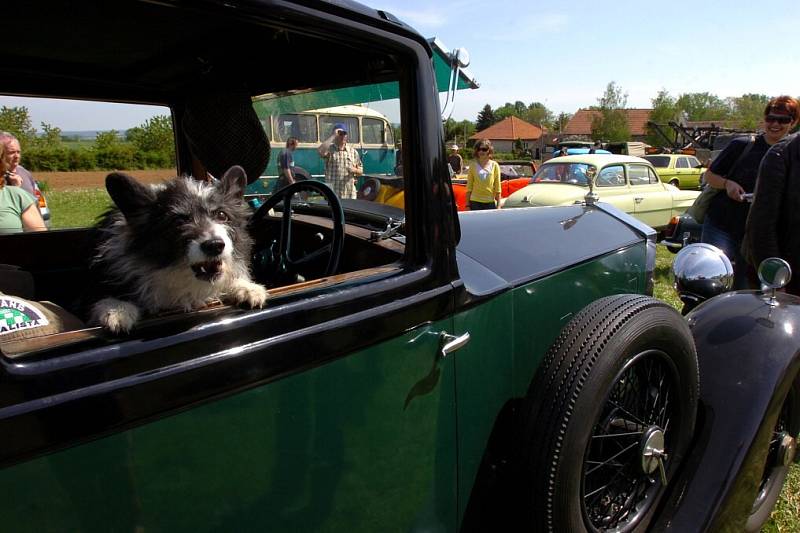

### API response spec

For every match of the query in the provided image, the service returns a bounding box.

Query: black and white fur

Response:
[89,166,267,333]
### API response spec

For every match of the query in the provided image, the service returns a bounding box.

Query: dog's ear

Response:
[220,165,247,197]
[106,172,155,217]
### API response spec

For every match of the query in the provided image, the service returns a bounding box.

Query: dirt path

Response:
[35,169,177,191]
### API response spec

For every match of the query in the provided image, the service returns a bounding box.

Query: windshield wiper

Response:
[369,218,404,242]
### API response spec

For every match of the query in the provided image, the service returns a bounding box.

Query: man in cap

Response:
[318,122,362,199]
[448,144,463,175]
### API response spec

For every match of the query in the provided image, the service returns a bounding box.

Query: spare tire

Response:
[358,177,381,201]
[521,294,698,532]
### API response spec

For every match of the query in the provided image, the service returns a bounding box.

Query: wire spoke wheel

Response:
[522,295,698,533]
[582,350,680,532]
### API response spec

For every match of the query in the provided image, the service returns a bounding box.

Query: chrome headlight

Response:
[672,243,733,302]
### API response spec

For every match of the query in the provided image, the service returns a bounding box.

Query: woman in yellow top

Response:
[466,139,501,210]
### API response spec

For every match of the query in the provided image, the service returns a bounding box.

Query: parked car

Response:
[32,180,51,227]
[0,2,796,533]
[661,211,703,253]
[504,154,700,231]
[643,153,705,189]
[361,159,536,210]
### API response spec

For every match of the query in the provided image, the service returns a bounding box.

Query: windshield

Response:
[531,163,594,186]
[499,164,534,178]
[643,156,670,168]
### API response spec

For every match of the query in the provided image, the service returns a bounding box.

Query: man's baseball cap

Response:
[450,144,459,150]
[334,123,347,134]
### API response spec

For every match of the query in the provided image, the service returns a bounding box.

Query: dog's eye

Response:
[215,210,229,222]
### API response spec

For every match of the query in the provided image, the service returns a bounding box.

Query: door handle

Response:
[634,197,644,203]
[440,332,470,359]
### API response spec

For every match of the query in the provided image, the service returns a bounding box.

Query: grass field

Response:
[41,189,800,531]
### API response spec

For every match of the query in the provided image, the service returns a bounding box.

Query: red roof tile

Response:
[563,108,653,136]
[470,116,544,140]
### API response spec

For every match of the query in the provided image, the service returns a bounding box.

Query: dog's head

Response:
[105,166,253,282]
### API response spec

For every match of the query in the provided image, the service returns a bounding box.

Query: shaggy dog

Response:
[89,166,267,333]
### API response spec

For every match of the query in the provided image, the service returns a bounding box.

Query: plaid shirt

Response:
[323,143,361,199]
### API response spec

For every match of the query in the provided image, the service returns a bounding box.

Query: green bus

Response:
[250,104,397,193]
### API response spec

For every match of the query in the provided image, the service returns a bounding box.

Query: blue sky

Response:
[2,0,798,130]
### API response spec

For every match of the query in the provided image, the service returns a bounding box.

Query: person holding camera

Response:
[0,132,37,196]
[700,95,798,289]
[318,122,362,199]
[0,140,46,231]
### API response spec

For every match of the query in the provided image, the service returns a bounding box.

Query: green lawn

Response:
[42,190,799,531]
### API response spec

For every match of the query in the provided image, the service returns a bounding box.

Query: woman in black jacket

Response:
[702,96,799,289]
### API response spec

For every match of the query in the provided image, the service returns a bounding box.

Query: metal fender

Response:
[655,291,800,532]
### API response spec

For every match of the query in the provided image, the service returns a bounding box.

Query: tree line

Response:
[0,106,176,172]
[451,82,799,148]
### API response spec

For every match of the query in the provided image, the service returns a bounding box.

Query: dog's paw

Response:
[90,298,141,334]
[226,280,269,308]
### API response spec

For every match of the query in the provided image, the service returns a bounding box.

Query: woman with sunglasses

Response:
[745,98,800,293]
[701,95,799,289]
[465,139,501,210]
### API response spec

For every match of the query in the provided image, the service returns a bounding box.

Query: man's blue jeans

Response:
[701,218,752,290]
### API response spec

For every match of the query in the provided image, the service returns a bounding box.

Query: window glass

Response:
[643,155,670,168]
[319,115,360,143]
[0,96,174,230]
[687,156,700,167]
[595,165,626,187]
[647,167,660,184]
[362,117,385,145]
[676,157,690,169]
[533,163,591,185]
[628,165,652,186]
[273,113,317,143]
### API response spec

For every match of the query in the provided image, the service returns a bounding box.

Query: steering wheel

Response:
[250,180,345,284]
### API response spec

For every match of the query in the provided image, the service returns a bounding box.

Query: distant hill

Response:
[60,130,126,140]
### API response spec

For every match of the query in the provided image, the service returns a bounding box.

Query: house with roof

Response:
[470,116,546,156]
[561,108,653,142]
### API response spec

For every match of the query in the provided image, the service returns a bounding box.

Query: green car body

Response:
[503,154,700,231]
[5,2,792,533]
[642,154,705,189]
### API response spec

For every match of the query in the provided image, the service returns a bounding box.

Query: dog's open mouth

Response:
[191,260,223,281]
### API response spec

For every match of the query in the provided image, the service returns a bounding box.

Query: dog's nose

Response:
[201,238,225,256]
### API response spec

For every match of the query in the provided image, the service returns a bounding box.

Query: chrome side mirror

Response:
[758,257,791,306]
[672,243,734,304]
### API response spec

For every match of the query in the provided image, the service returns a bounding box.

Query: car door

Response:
[594,164,635,214]
[630,163,672,228]
[0,19,461,532]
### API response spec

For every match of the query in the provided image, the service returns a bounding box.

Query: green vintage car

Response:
[0,2,796,533]
[642,153,706,189]
[503,154,700,231]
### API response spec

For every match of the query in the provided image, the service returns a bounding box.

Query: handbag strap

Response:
[724,134,756,179]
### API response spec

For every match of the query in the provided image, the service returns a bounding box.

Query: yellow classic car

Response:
[642,154,705,189]
[503,154,700,231]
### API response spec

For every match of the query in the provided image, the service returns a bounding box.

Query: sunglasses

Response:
[765,114,793,125]
[477,147,490,152]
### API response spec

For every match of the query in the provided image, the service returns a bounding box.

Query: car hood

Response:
[504,183,586,208]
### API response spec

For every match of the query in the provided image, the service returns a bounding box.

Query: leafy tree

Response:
[646,90,680,146]
[675,92,730,121]
[730,93,770,130]
[38,122,63,147]
[443,118,475,148]
[0,106,36,148]
[475,104,496,132]
[126,115,174,153]
[525,102,553,127]
[591,82,630,142]
[550,112,572,134]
